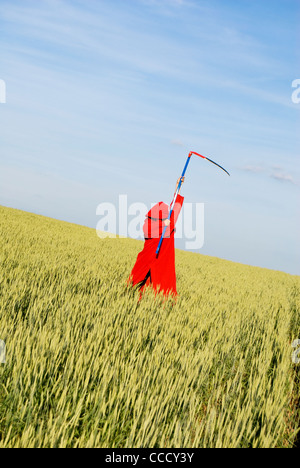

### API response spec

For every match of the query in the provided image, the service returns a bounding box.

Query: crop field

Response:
[0,205,299,448]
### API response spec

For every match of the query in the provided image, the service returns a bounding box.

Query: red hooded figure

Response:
[128,178,184,297]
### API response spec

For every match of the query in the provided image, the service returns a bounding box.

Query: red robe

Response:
[128,194,184,297]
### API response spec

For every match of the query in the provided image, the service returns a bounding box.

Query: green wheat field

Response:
[0,205,299,448]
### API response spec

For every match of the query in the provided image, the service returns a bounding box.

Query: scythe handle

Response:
[155,150,229,256]
[155,154,192,256]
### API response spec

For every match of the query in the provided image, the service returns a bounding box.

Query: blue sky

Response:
[0,0,299,275]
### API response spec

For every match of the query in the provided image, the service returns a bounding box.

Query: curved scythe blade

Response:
[190,151,230,176]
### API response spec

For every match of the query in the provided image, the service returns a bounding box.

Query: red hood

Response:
[146,202,169,220]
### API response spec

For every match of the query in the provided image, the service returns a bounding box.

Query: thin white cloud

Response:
[1,0,292,102]
[240,164,298,185]
[271,172,296,185]
[171,139,185,147]
[241,165,265,174]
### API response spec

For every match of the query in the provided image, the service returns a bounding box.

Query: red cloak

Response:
[128,194,184,297]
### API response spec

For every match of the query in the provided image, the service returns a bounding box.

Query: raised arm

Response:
[175,176,185,196]
[164,177,185,229]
